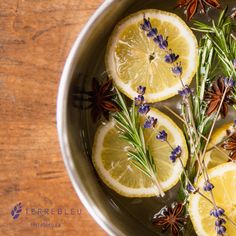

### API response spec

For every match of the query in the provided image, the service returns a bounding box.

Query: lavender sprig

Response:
[193,9,236,79]
[140,16,169,49]
[141,16,181,73]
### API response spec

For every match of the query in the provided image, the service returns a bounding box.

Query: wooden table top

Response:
[0,0,107,235]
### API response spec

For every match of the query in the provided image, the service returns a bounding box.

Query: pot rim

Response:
[56,1,124,235]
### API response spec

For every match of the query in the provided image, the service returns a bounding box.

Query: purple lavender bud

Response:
[178,90,185,97]
[147,28,157,37]
[203,181,214,191]
[172,145,182,156]
[210,209,218,218]
[153,35,163,44]
[234,119,236,126]
[185,86,192,94]
[217,208,225,216]
[159,39,168,49]
[210,209,217,217]
[140,17,152,32]
[233,59,236,68]
[216,225,226,235]
[156,130,167,142]
[135,95,144,106]
[138,104,150,115]
[178,86,191,98]
[210,209,218,217]
[162,39,168,48]
[210,208,225,218]
[165,53,179,64]
[137,85,146,95]
[144,116,158,129]
[169,155,177,163]
[187,183,195,193]
[224,77,235,88]
[172,64,183,76]
[169,145,182,163]
[215,218,226,227]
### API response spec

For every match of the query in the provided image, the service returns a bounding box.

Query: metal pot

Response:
[57,0,235,235]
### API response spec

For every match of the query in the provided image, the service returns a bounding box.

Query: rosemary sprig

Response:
[193,33,216,138]
[184,35,215,176]
[193,8,236,79]
[113,89,165,197]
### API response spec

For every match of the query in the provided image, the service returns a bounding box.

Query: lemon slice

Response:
[205,123,234,169]
[106,9,198,102]
[189,162,236,236]
[92,108,188,197]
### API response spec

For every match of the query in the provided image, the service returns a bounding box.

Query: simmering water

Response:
[73,0,235,235]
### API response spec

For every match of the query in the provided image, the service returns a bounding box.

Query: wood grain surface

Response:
[0,0,107,235]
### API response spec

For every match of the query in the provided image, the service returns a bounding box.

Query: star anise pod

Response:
[175,0,220,20]
[74,77,119,122]
[205,77,235,118]
[221,131,236,160]
[152,202,187,236]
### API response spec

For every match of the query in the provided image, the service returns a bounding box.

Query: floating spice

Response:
[175,0,220,20]
[74,77,119,122]
[152,202,187,236]
[221,131,236,160]
[205,77,235,118]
